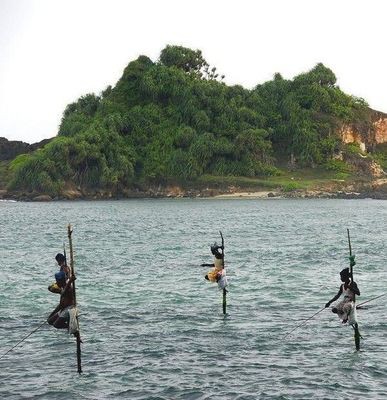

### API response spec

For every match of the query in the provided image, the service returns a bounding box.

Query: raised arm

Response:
[63,275,76,295]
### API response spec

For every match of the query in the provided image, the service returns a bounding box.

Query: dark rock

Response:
[0,137,52,161]
[32,195,52,202]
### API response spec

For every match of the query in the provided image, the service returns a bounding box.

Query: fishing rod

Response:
[1,240,68,361]
[357,293,387,308]
[284,306,326,338]
[0,319,47,360]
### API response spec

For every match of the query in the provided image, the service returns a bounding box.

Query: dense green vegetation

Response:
[8,45,371,195]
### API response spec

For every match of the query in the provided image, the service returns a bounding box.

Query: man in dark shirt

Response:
[47,271,76,329]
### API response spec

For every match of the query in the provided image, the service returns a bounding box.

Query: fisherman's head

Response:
[211,243,223,259]
[55,253,66,266]
[340,268,350,282]
[55,271,66,287]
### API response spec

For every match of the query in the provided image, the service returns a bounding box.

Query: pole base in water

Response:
[353,323,361,351]
[75,331,82,373]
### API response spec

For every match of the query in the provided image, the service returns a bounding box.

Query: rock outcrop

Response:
[0,137,52,161]
[372,112,387,144]
[340,109,387,151]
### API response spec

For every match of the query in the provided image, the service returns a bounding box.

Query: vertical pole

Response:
[347,229,353,282]
[220,231,226,315]
[347,228,360,351]
[68,224,82,373]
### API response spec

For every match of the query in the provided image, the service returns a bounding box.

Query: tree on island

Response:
[6,45,369,196]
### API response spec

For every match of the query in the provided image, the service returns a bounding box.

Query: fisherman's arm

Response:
[351,281,360,296]
[63,275,76,295]
[325,287,343,307]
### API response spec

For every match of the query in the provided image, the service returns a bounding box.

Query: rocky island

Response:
[0,45,386,201]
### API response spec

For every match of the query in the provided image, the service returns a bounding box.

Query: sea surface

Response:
[0,198,386,399]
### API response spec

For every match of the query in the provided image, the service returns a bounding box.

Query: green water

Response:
[0,199,386,399]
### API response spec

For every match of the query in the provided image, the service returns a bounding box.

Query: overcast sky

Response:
[1,0,386,144]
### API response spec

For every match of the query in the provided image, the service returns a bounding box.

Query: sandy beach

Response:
[213,191,276,199]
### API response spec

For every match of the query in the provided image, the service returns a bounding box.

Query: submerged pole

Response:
[68,224,82,373]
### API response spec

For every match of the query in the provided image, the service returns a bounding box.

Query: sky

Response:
[1,0,386,144]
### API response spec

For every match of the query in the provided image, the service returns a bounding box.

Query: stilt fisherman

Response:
[201,242,228,290]
[48,253,70,294]
[325,267,360,324]
[47,271,79,335]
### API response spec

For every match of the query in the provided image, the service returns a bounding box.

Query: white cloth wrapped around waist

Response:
[335,300,357,324]
[56,306,79,333]
[57,306,71,319]
[217,269,228,290]
[348,303,357,325]
[68,306,79,334]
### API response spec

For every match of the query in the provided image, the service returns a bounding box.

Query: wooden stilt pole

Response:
[347,228,360,351]
[220,231,226,315]
[68,224,82,373]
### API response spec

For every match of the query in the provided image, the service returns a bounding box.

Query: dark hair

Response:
[340,268,350,278]
[55,253,65,263]
[211,243,223,259]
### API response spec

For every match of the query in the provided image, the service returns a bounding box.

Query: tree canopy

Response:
[8,45,369,195]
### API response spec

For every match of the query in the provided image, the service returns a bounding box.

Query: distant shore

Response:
[1,182,386,201]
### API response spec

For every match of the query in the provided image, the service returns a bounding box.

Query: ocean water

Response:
[0,198,386,399]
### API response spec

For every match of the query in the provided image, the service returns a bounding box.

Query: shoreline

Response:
[1,186,386,201]
[1,176,387,201]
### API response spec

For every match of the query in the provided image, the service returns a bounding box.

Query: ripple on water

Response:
[0,199,386,399]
